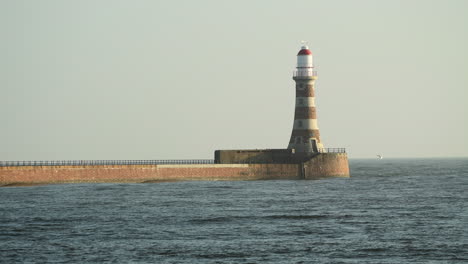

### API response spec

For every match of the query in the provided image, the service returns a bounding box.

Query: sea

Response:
[1,158,467,263]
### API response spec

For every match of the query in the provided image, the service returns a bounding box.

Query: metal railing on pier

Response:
[317,148,346,153]
[0,149,346,167]
[0,159,215,167]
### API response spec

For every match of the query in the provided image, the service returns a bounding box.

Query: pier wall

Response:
[0,164,299,186]
[304,153,350,179]
[0,154,349,186]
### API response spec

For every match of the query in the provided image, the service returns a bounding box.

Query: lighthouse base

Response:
[215,149,350,179]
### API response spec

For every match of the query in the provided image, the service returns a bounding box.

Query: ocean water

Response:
[1,158,467,263]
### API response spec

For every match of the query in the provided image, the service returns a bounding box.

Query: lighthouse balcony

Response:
[293,69,317,78]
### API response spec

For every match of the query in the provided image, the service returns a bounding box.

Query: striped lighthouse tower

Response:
[288,45,325,153]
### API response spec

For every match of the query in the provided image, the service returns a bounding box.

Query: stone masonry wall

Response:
[0,164,300,186]
[304,153,350,179]
[0,154,349,186]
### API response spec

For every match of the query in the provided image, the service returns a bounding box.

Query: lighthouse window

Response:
[298,98,304,105]
[298,120,303,127]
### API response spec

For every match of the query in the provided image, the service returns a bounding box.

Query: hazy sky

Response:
[1,0,467,160]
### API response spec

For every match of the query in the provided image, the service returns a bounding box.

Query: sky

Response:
[1,0,467,160]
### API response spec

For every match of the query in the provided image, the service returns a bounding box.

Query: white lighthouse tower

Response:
[287,45,325,153]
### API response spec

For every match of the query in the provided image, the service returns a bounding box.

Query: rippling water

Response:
[1,158,467,263]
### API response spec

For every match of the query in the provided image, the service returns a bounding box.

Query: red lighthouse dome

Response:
[297,46,312,55]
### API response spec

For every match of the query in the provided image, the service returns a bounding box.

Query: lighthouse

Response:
[287,45,325,153]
